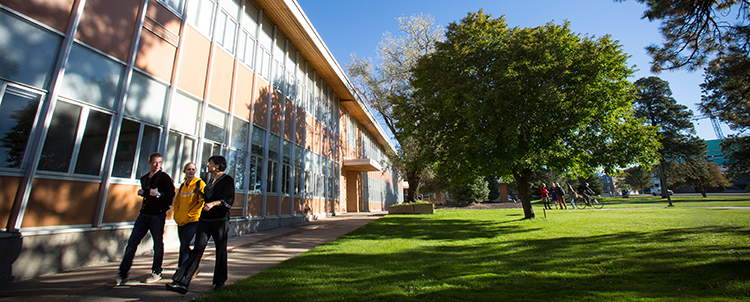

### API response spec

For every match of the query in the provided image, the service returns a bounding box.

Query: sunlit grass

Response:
[197,196,750,302]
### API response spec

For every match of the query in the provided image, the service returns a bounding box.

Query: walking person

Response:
[550,183,559,209]
[555,182,568,210]
[567,184,578,209]
[540,183,552,210]
[173,162,205,268]
[167,155,235,294]
[115,152,175,286]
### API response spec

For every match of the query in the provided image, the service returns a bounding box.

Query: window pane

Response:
[39,101,81,172]
[251,126,265,155]
[224,18,237,54]
[200,142,221,180]
[125,71,167,124]
[268,134,279,159]
[181,136,195,179]
[227,149,246,190]
[136,125,160,177]
[187,0,216,37]
[0,10,61,89]
[161,0,184,14]
[165,131,181,179]
[0,87,41,169]
[204,106,226,142]
[250,155,261,193]
[169,91,200,135]
[231,117,248,150]
[60,43,123,110]
[267,160,277,193]
[74,110,111,175]
[112,119,140,178]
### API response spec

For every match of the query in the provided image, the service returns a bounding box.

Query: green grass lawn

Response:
[197,196,750,302]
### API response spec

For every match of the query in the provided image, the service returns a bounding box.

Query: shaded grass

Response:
[197,197,750,302]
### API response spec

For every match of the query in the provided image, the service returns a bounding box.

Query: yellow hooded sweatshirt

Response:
[173,177,205,226]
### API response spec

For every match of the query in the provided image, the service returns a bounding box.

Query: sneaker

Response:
[166,282,188,294]
[114,275,127,286]
[213,283,224,291]
[145,272,162,283]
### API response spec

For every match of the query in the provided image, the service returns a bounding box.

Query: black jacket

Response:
[139,170,176,215]
[199,174,235,222]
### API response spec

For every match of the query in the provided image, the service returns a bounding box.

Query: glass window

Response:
[204,106,226,142]
[187,0,216,37]
[238,29,255,68]
[136,125,160,177]
[0,10,61,89]
[73,109,111,175]
[230,117,248,150]
[159,0,184,14]
[227,148,246,190]
[59,43,123,110]
[0,86,42,169]
[266,133,279,193]
[249,154,262,193]
[200,141,222,180]
[111,119,160,178]
[125,71,167,124]
[165,131,195,180]
[251,125,265,156]
[215,10,237,54]
[170,91,201,135]
[38,101,81,172]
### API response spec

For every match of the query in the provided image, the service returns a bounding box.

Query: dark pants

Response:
[172,219,228,287]
[177,222,198,268]
[118,213,166,278]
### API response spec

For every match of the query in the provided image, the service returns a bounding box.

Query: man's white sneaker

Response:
[114,275,127,286]
[145,272,162,283]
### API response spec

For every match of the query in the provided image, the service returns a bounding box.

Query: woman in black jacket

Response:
[167,155,234,294]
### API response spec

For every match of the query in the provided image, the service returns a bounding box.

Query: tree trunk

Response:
[701,185,707,198]
[405,168,422,203]
[514,168,535,219]
[659,160,673,206]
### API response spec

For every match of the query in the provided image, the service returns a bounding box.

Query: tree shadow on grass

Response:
[209,223,750,302]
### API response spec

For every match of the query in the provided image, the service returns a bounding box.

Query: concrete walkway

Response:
[0,212,385,302]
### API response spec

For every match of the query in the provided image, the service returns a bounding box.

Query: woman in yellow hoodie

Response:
[173,162,205,268]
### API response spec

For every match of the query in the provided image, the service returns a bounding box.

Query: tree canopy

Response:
[621,165,654,193]
[409,11,660,219]
[346,14,444,202]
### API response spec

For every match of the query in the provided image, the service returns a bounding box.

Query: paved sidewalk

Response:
[0,212,385,302]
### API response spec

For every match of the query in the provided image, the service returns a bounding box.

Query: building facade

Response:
[0,0,402,284]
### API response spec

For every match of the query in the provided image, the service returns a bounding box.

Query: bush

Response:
[487,175,500,201]
[448,176,490,206]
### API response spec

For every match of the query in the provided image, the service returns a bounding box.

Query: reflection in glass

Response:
[169,92,200,135]
[74,110,111,175]
[125,71,167,124]
[59,43,123,110]
[0,10,61,89]
[231,117,248,150]
[0,87,41,169]
[227,148,246,190]
[39,102,81,172]
[165,131,180,179]
[136,125,160,177]
[112,120,140,178]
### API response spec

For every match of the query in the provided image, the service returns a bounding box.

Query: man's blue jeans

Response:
[118,213,166,278]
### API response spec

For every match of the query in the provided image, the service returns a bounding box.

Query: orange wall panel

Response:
[0,176,21,228]
[146,0,180,33]
[76,0,140,61]
[305,124,314,150]
[229,192,245,217]
[0,0,74,33]
[295,107,306,145]
[135,30,176,82]
[253,79,270,127]
[248,194,262,217]
[207,47,233,111]
[284,100,294,141]
[281,196,291,215]
[176,26,210,98]
[233,65,254,120]
[102,183,141,223]
[269,91,283,135]
[22,179,99,227]
[293,197,303,215]
[265,195,278,216]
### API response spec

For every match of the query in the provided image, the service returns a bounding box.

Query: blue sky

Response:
[296,0,733,141]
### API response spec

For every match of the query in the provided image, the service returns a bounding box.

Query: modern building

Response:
[0,0,402,285]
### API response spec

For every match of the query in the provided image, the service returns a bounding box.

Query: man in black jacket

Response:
[115,152,175,286]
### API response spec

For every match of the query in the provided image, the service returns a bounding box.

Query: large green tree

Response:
[408,11,660,219]
[633,76,706,205]
[671,159,731,196]
[346,14,443,203]
[621,165,654,193]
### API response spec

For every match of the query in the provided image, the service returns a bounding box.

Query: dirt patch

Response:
[435,202,523,210]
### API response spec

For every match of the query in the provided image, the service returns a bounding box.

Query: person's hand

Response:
[138,189,144,196]
[150,188,160,197]
[194,185,201,194]
[203,202,215,211]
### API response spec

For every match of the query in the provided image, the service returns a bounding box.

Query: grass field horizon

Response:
[197,195,750,302]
